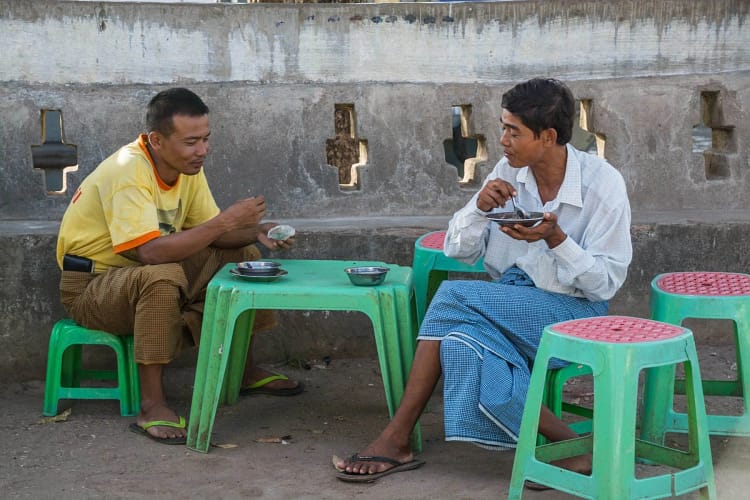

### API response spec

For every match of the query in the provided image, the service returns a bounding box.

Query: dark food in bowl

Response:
[345,266,390,286]
[236,260,282,276]
[486,211,544,227]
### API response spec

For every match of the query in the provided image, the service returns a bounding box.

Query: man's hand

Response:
[257,222,296,251]
[499,212,567,249]
[220,196,267,231]
[477,179,516,212]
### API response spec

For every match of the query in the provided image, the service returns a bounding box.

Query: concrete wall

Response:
[1,0,749,381]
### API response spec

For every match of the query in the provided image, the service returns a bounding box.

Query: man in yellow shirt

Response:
[57,88,301,444]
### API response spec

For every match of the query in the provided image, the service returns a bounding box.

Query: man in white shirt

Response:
[334,78,632,483]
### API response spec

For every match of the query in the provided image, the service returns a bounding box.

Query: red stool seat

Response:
[553,316,685,343]
[417,230,447,250]
[656,271,750,296]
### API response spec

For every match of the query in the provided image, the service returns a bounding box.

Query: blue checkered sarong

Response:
[417,267,607,449]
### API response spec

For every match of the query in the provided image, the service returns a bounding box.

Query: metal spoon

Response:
[510,196,530,219]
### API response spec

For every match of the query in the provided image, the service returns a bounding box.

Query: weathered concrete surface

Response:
[1,0,750,381]
[3,212,750,382]
[2,1,749,220]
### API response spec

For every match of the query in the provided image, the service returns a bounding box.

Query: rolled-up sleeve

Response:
[444,195,491,265]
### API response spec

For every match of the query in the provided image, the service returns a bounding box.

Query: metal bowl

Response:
[236,260,282,276]
[486,211,544,228]
[345,266,390,286]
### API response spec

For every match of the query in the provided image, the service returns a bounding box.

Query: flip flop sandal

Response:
[240,373,304,397]
[334,454,426,483]
[129,416,187,445]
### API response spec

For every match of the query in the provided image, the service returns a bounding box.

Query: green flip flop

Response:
[129,416,187,445]
[239,373,304,397]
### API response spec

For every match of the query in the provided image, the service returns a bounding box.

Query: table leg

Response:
[221,308,256,405]
[371,285,422,452]
[187,287,239,453]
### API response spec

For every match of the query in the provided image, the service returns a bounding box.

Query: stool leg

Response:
[61,344,82,388]
[682,357,718,499]
[412,252,438,325]
[124,336,140,415]
[112,337,134,417]
[425,269,449,315]
[640,365,675,444]
[508,352,553,498]
[43,325,65,416]
[591,355,639,498]
[735,318,750,416]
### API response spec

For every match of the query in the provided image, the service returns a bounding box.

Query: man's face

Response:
[151,113,210,178]
[499,109,545,168]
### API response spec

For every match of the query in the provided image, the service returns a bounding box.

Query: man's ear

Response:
[542,128,558,146]
[147,131,162,150]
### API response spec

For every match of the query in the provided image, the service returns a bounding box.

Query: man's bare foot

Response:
[553,453,592,475]
[136,401,186,440]
[333,435,413,475]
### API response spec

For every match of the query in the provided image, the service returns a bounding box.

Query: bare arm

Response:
[134,196,266,264]
[211,221,277,249]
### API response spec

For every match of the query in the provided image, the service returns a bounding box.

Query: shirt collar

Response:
[515,144,583,208]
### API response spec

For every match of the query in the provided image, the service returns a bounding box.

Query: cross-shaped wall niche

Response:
[443,105,486,185]
[31,109,78,193]
[326,104,368,190]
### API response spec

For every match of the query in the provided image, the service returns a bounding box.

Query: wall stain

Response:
[404,14,417,24]
[371,16,382,24]
[385,15,398,23]
[423,15,436,25]
[97,6,107,32]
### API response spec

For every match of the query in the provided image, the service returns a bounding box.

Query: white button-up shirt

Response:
[444,144,632,302]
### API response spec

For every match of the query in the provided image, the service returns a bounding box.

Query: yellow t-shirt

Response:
[56,135,220,272]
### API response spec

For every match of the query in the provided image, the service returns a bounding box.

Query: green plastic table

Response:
[186,259,420,453]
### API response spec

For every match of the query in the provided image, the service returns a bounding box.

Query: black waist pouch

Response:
[62,254,95,273]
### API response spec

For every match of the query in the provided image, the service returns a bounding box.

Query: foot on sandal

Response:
[130,403,187,444]
[129,417,187,445]
[332,453,425,483]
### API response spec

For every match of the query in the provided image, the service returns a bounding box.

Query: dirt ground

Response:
[2,346,749,499]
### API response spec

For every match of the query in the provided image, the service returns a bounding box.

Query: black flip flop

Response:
[334,454,426,483]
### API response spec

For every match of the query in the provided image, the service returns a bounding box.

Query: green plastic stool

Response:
[509,316,716,499]
[43,319,140,417]
[641,271,750,443]
[412,231,484,325]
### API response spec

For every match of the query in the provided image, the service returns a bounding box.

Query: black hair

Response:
[146,88,209,136]
[501,78,575,145]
